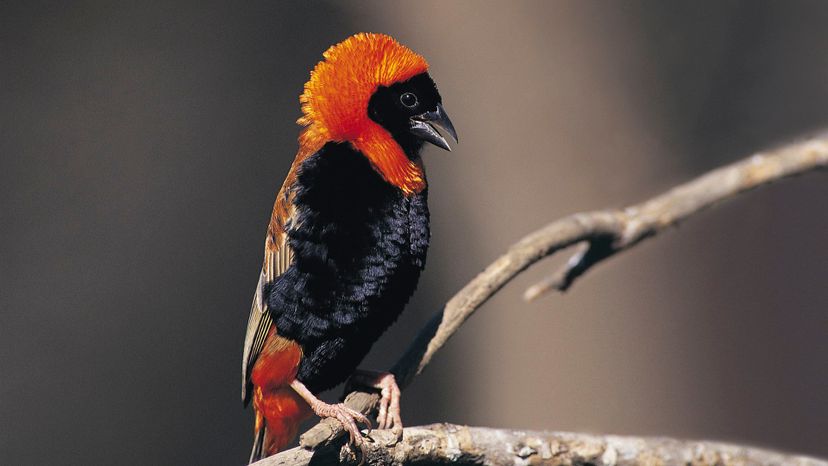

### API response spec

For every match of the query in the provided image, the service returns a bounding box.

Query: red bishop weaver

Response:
[241,33,457,463]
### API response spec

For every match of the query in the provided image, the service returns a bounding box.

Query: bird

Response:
[241,33,457,463]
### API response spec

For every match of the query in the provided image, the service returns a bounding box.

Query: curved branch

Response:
[258,424,827,466]
[524,135,828,298]
[295,133,828,452]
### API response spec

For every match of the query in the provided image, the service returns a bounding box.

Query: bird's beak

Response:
[408,103,458,151]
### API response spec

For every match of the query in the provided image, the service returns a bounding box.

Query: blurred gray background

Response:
[2,1,827,464]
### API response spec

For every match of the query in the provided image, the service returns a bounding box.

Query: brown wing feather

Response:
[241,165,301,405]
[241,267,273,404]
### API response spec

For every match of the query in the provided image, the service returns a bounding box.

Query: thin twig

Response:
[257,423,827,466]
[292,133,827,454]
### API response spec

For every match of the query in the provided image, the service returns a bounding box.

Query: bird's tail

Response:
[249,387,311,463]
[248,420,266,465]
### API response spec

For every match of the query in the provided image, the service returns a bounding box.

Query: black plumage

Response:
[266,141,430,392]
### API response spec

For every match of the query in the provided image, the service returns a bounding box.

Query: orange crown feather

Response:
[297,33,430,194]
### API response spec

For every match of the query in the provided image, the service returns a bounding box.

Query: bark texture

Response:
[259,424,827,466]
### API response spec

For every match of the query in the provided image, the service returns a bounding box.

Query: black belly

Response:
[266,142,430,392]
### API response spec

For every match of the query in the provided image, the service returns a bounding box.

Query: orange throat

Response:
[298,125,425,195]
[296,33,429,194]
[353,127,425,194]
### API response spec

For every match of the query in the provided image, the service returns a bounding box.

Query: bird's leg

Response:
[289,379,372,448]
[347,370,403,440]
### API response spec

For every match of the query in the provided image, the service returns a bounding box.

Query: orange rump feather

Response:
[251,328,309,455]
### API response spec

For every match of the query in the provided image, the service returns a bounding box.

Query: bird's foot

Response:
[348,370,403,443]
[290,380,371,448]
[312,402,372,448]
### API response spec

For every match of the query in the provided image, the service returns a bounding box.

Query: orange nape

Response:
[250,329,310,455]
[297,33,429,194]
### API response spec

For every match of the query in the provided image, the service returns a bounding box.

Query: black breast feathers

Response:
[266,142,429,392]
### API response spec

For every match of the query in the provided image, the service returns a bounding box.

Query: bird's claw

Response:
[291,379,372,454]
[313,402,372,448]
[375,374,402,434]
[349,371,403,446]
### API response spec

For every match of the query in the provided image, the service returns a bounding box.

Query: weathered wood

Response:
[259,424,827,466]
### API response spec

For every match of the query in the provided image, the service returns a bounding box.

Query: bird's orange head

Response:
[297,33,456,194]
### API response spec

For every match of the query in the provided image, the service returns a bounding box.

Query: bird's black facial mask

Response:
[368,73,458,155]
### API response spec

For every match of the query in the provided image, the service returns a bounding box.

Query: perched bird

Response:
[241,33,457,462]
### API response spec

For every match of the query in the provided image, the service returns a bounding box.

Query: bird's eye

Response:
[400,92,418,108]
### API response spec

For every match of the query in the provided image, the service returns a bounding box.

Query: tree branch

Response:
[279,133,827,460]
[524,135,828,299]
[258,424,827,466]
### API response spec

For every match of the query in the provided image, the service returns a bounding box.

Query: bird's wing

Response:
[241,184,297,405]
[241,144,322,405]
